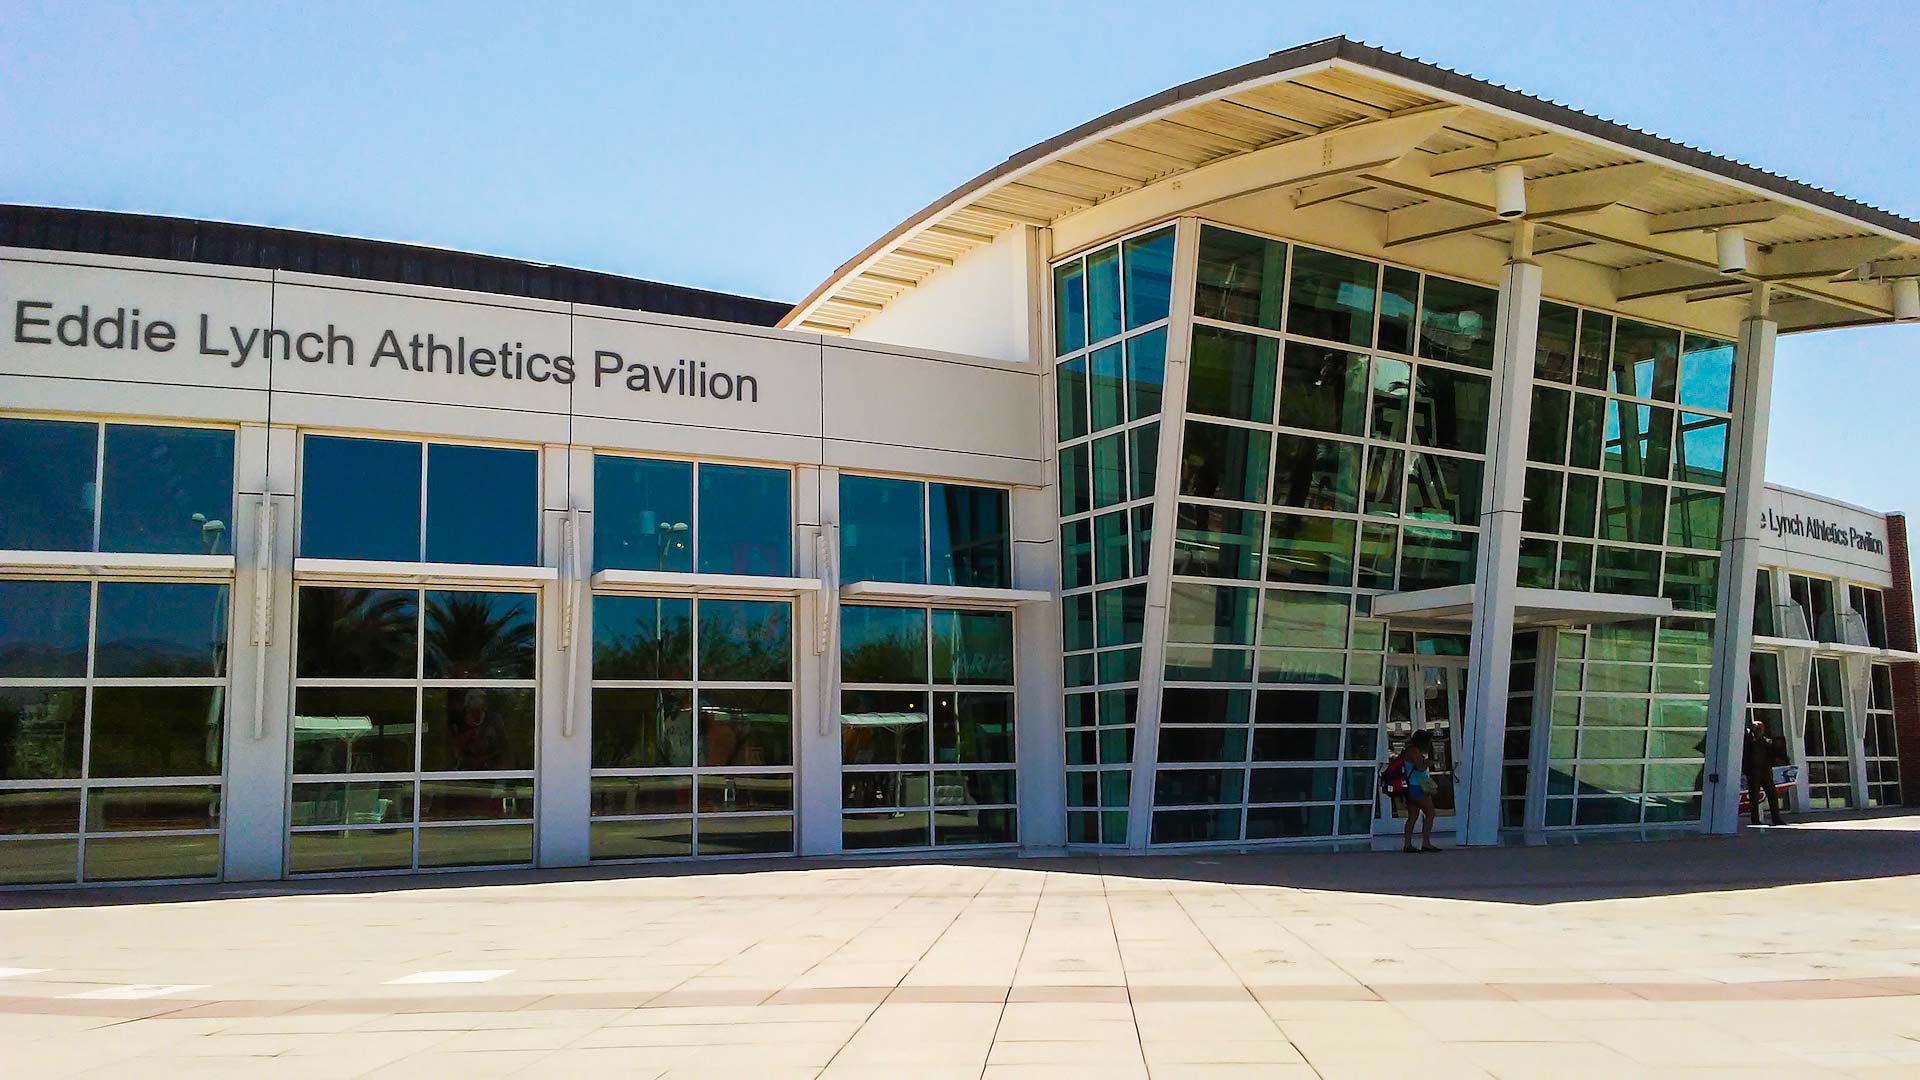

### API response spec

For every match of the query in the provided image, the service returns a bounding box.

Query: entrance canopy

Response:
[785,36,1920,337]
[1372,584,1673,631]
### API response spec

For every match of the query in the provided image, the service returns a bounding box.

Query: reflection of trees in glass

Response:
[426,592,535,679]
[696,602,791,681]
[297,588,417,678]
[594,616,693,681]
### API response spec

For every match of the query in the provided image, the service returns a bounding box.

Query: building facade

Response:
[3,37,1920,886]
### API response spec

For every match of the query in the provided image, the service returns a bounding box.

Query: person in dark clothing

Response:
[1743,717,1786,826]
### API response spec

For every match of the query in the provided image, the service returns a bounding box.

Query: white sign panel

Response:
[1756,484,1893,587]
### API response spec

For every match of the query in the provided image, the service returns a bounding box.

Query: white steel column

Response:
[1013,484,1067,850]
[1459,242,1543,846]
[1125,218,1202,851]
[221,423,296,881]
[1704,290,1777,833]
[537,444,592,867]
[796,466,842,855]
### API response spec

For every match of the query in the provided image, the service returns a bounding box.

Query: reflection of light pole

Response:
[193,512,229,788]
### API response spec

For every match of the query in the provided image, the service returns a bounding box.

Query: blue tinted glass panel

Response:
[100,425,234,555]
[698,599,792,682]
[841,605,929,684]
[592,596,693,680]
[1679,334,1734,412]
[594,456,694,572]
[425,444,537,565]
[929,484,1010,589]
[840,474,925,585]
[0,580,90,677]
[301,436,421,561]
[699,465,791,576]
[1087,247,1122,344]
[0,417,96,551]
[1123,227,1175,329]
[1053,260,1086,356]
[96,583,229,678]
[424,591,537,679]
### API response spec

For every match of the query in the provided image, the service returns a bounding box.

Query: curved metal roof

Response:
[782,36,1919,336]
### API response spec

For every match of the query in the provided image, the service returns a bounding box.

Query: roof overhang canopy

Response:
[1372,584,1674,631]
[783,37,1920,337]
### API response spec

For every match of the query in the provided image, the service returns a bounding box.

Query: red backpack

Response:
[1379,752,1410,795]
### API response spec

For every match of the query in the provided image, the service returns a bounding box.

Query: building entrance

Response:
[1376,660,1467,832]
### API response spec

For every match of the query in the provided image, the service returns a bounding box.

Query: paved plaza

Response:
[7,814,1920,1078]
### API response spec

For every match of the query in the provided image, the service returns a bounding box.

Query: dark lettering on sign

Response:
[1760,507,1886,555]
[9,298,755,403]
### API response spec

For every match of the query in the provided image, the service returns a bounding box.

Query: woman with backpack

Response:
[1381,729,1442,853]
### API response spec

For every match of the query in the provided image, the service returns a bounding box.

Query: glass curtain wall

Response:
[1053,224,1175,846]
[1866,663,1901,806]
[1151,223,1497,844]
[1803,655,1852,808]
[1526,304,1734,827]
[0,417,235,885]
[1503,634,1539,826]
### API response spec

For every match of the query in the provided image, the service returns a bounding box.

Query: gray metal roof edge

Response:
[783,35,1917,327]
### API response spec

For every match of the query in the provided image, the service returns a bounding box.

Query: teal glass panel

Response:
[1563,474,1598,537]
[1094,511,1129,582]
[1568,393,1605,470]
[1369,357,1411,441]
[1521,468,1560,533]
[1092,433,1127,509]
[840,474,924,585]
[1053,259,1085,355]
[1062,593,1094,653]
[1259,589,1350,649]
[1056,357,1089,440]
[840,605,927,683]
[1123,226,1175,329]
[425,443,537,566]
[1675,414,1727,486]
[301,435,421,562]
[699,464,790,576]
[1059,443,1090,516]
[1518,537,1557,588]
[1363,446,1403,517]
[1096,585,1149,648]
[1599,478,1665,544]
[1247,804,1336,839]
[593,596,693,680]
[1162,687,1252,724]
[1126,328,1167,419]
[1594,546,1661,597]
[1129,424,1158,501]
[933,609,1015,685]
[1612,319,1680,400]
[1060,520,1091,590]
[1287,246,1376,347]
[1187,325,1277,422]
[94,584,227,676]
[1410,367,1490,453]
[1264,513,1355,587]
[1378,267,1419,355]
[1179,422,1269,504]
[1527,386,1569,464]
[929,483,1010,588]
[1357,523,1397,590]
[1164,645,1254,682]
[1173,504,1262,579]
[1153,769,1245,808]
[1087,246,1123,344]
[1089,343,1125,432]
[1098,648,1141,683]
[697,600,792,682]
[0,417,97,552]
[101,424,235,556]
[1158,726,1249,763]
[1166,582,1256,645]
[1667,488,1723,550]
[594,455,694,572]
[1256,649,1346,685]
[1576,311,1612,389]
[1270,433,1359,512]
[1418,277,1498,368]
[1679,333,1734,412]
[1535,302,1578,383]
[1132,506,1153,580]
[1194,224,1285,329]
[1662,553,1719,613]
[1277,343,1367,435]
[0,580,89,678]
[1660,617,1714,666]
[1404,453,1483,527]
[1589,621,1654,663]
[1399,526,1476,591]
[1603,401,1673,479]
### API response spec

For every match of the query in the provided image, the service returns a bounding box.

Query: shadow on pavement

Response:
[7,810,1917,911]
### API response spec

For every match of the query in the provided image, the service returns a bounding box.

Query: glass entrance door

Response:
[1376,662,1465,829]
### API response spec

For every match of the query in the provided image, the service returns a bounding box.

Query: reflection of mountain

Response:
[0,645,86,678]
[95,639,220,678]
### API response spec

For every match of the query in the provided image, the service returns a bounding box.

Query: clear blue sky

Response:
[3,0,1916,515]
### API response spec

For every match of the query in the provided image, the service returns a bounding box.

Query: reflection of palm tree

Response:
[299,588,418,676]
[426,593,535,679]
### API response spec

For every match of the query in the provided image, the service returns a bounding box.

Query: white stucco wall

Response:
[843,226,1039,366]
